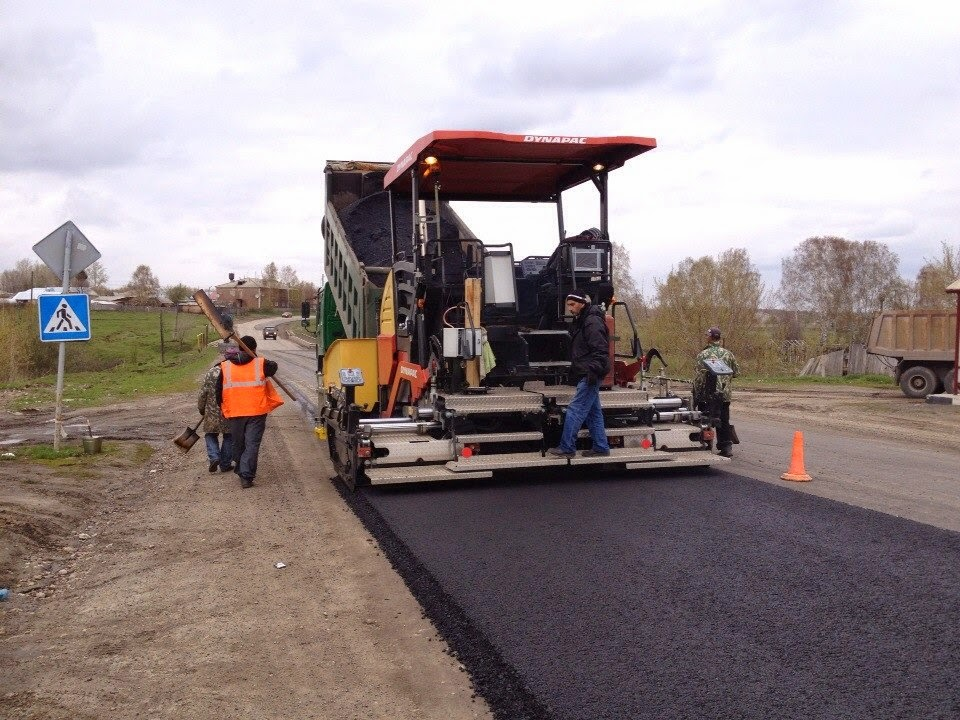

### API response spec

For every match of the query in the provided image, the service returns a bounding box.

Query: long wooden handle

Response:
[193,290,298,401]
[193,289,236,340]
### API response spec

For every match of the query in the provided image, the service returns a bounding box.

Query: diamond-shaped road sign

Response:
[32,221,101,281]
[38,294,92,342]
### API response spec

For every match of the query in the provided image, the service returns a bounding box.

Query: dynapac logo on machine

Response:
[523,135,587,144]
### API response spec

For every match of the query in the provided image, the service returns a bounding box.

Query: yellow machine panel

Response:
[321,338,380,411]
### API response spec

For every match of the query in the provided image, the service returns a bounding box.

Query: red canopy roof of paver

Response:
[383,130,656,202]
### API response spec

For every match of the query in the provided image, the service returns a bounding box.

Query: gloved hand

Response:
[587,371,600,386]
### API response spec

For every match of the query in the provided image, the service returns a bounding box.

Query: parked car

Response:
[262,326,278,340]
[281,311,292,318]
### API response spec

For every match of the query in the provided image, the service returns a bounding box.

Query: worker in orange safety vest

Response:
[216,335,283,488]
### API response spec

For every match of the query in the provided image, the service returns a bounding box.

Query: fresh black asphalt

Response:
[337,469,960,720]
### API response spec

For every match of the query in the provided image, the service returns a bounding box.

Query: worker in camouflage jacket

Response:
[693,327,740,458]
[197,345,236,473]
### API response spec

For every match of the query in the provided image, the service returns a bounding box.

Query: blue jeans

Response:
[559,379,609,453]
[230,415,267,481]
[204,432,233,470]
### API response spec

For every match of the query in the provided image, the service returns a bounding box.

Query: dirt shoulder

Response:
[734,383,960,453]
[729,383,960,535]
[0,396,489,720]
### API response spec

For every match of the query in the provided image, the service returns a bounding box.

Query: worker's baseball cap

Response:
[566,292,589,304]
[707,327,722,339]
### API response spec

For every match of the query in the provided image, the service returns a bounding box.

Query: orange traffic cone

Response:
[780,431,812,482]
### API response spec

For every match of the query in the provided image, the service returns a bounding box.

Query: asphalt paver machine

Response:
[316,130,727,488]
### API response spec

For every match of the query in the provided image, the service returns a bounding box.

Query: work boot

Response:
[220,463,234,472]
[547,447,575,458]
[240,477,253,489]
[718,443,733,458]
[581,448,611,457]
[208,460,219,473]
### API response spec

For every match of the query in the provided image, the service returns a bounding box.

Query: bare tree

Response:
[612,241,645,307]
[279,264,299,287]
[914,241,960,309]
[254,262,282,306]
[275,265,300,308]
[651,248,764,373]
[262,262,279,284]
[778,236,908,347]
[126,265,161,306]
[0,258,58,292]
[610,240,648,352]
[289,280,317,311]
[87,260,109,293]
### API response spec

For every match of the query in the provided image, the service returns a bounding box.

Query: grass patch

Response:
[290,322,317,343]
[18,444,85,466]
[1,308,221,411]
[7,440,152,469]
[743,373,896,389]
[133,443,155,463]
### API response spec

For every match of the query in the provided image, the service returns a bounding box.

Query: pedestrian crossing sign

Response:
[38,294,92,342]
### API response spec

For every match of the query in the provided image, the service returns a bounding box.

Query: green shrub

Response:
[0,305,59,381]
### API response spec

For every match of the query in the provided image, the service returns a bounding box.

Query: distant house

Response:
[95,294,136,306]
[6,287,87,305]
[215,278,289,310]
[98,293,173,307]
[91,299,119,309]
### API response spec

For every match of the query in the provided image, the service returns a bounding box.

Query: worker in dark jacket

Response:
[216,335,283,488]
[548,292,611,458]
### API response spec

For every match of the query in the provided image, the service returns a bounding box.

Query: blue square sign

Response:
[38,294,92,342]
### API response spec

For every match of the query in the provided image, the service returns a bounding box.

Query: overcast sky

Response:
[2,1,958,300]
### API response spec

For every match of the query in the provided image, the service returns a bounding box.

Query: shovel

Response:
[174,418,203,452]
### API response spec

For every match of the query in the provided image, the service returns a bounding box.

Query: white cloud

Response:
[1,0,958,299]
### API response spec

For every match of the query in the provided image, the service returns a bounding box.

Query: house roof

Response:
[217,279,266,290]
[215,279,286,290]
[9,287,86,302]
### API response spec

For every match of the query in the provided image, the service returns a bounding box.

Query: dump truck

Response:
[866,310,958,397]
[315,130,728,488]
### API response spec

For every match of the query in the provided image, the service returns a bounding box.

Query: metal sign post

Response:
[52,231,73,451]
[33,221,100,451]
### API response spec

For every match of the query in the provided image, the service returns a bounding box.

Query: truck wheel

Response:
[943,367,958,394]
[899,366,938,398]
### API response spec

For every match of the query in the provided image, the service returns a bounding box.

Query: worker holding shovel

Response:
[197,344,236,473]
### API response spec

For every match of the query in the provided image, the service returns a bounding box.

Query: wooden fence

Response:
[799,344,896,377]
